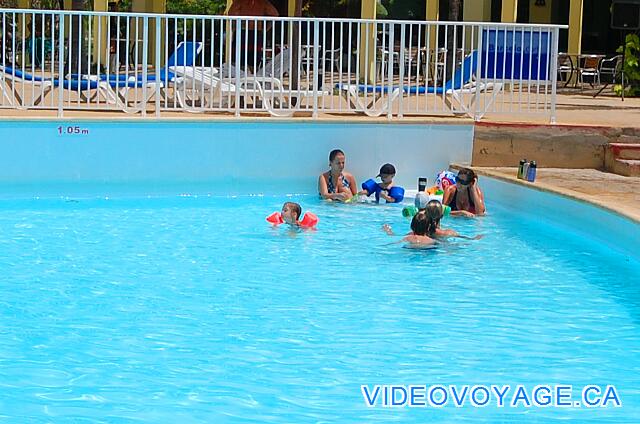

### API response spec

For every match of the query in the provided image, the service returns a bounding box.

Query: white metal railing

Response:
[0,8,566,121]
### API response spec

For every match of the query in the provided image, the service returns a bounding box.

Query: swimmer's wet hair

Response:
[425,200,444,236]
[329,149,344,162]
[457,168,476,184]
[410,211,429,236]
[283,202,302,220]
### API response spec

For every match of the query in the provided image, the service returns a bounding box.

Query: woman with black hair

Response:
[443,168,486,217]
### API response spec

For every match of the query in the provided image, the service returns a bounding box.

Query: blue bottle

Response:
[526,160,537,182]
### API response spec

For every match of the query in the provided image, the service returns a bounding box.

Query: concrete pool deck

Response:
[1,91,640,126]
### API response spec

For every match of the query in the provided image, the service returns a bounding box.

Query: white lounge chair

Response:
[337,51,503,118]
[170,48,328,116]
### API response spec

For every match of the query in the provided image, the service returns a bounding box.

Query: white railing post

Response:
[387,22,395,120]
[57,11,65,117]
[474,24,484,121]
[398,23,405,118]
[550,27,559,125]
[155,16,161,117]
[142,16,149,116]
[312,19,320,118]
[234,18,241,117]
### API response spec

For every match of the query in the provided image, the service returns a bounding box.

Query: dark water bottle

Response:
[517,159,527,179]
[522,160,530,181]
[527,161,537,182]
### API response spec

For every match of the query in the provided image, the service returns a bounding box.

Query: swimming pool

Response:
[1,119,639,421]
[0,175,638,422]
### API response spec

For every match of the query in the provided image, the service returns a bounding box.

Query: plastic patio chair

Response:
[557,53,574,87]
[578,55,602,90]
[599,55,622,85]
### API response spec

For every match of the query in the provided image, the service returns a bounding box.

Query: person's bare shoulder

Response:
[403,234,435,245]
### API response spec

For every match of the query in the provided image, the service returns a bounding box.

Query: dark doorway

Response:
[490,0,530,23]
[553,0,624,54]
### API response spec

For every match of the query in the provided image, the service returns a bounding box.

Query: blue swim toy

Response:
[361,179,404,203]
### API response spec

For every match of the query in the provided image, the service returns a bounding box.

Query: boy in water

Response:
[270,202,318,229]
[281,202,303,226]
[360,163,404,203]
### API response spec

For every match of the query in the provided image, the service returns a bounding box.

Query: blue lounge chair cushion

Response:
[337,51,479,96]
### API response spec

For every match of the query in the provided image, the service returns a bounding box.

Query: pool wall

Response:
[484,178,640,261]
[0,120,473,192]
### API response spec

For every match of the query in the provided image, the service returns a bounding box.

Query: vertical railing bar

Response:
[363,20,369,108]
[141,16,148,116]
[517,25,524,112]
[1,12,5,107]
[40,12,45,105]
[398,23,406,118]
[57,12,65,116]
[87,11,93,108]
[416,24,422,113]
[550,27,559,124]
[510,25,516,112]
[105,12,111,108]
[312,19,319,117]
[459,23,465,112]
[527,26,533,111]
[500,26,506,111]
[424,22,431,112]
[49,12,55,108]
[155,16,161,116]
[20,11,26,108]
[251,18,257,109]
[535,26,542,112]
[234,18,241,116]
[474,24,484,121]
[96,11,102,107]
[388,23,395,119]
[76,13,82,105]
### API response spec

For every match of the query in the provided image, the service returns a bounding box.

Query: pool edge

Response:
[451,164,640,225]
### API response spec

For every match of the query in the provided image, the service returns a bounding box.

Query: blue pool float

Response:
[361,179,405,203]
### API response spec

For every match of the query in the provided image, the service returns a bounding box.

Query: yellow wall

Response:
[359,0,377,83]
[131,0,166,66]
[426,0,439,53]
[463,0,491,22]
[568,0,583,55]
[93,0,109,65]
[288,0,295,17]
[501,0,518,23]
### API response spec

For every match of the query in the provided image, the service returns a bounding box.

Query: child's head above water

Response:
[281,202,302,225]
[411,201,444,237]
[425,200,444,220]
[410,211,429,236]
[377,163,396,184]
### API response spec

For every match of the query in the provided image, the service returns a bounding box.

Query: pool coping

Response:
[451,164,640,225]
[0,113,473,126]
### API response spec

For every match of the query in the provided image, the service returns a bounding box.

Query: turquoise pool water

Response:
[0,181,639,422]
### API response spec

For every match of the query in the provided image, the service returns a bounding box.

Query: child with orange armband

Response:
[266,202,319,229]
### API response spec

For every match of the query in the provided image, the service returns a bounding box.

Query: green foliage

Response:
[166,0,226,15]
[614,33,640,97]
[384,0,426,20]
[113,0,225,15]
